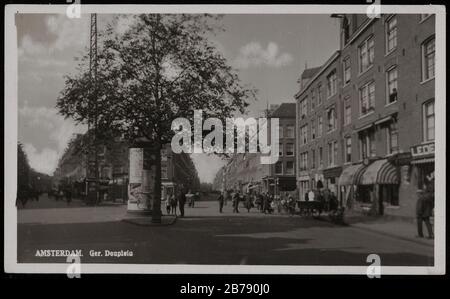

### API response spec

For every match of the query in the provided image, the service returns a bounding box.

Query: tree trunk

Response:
[151,141,162,223]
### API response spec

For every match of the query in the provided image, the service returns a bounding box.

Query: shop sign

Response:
[411,142,435,157]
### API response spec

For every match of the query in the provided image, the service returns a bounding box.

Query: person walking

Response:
[166,190,173,215]
[178,190,186,217]
[65,188,72,206]
[218,192,224,213]
[232,191,240,213]
[416,189,434,239]
[170,191,178,216]
[244,193,253,213]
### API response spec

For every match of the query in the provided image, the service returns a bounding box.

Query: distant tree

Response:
[57,14,255,222]
[17,142,31,189]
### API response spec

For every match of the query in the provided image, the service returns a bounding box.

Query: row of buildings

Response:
[53,133,200,202]
[213,14,436,220]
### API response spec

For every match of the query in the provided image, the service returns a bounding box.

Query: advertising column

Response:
[127,147,155,213]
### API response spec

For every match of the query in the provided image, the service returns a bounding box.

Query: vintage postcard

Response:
[4,3,446,276]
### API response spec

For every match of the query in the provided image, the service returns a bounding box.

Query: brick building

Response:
[217,103,297,196]
[295,51,342,201]
[295,14,435,219]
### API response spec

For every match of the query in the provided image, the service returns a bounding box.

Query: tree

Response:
[57,14,255,222]
[17,142,31,189]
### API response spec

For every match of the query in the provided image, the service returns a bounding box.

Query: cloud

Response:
[19,103,86,175]
[45,14,90,52]
[234,41,293,69]
[23,143,59,175]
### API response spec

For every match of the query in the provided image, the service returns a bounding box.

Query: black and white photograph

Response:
[4,3,446,276]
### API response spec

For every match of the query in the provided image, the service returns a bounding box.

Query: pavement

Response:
[17,196,434,266]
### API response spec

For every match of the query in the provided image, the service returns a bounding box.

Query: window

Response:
[286,125,295,138]
[423,100,435,141]
[359,81,375,115]
[386,16,397,53]
[328,141,338,167]
[311,119,316,140]
[279,143,283,157]
[275,161,283,174]
[286,161,294,175]
[344,98,352,125]
[345,137,352,163]
[343,57,351,85]
[311,90,316,111]
[312,149,316,169]
[387,121,399,154]
[300,98,308,119]
[286,143,294,156]
[317,84,323,105]
[422,37,435,81]
[300,152,308,171]
[300,125,308,145]
[326,69,337,98]
[319,147,324,169]
[279,125,284,139]
[327,108,337,132]
[317,116,323,137]
[386,67,398,103]
[359,129,376,159]
[359,36,374,73]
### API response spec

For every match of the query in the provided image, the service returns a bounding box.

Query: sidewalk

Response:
[340,212,435,247]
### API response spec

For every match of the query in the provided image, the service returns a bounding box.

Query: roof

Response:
[270,103,296,118]
[300,67,321,79]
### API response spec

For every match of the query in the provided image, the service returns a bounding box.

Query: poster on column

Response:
[127,148,149,212]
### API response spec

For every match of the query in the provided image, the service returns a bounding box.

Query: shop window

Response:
[382,185,399,206]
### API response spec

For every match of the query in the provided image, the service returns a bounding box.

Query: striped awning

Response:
[338,164,366,186]
[360,159,399,185]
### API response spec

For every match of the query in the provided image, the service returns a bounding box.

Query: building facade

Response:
[296,14,435,219]
[218,103,297,196]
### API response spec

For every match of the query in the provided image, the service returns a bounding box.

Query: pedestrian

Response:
[244,193,252,213]
[166,190,173,215]
[178,190,186,217]
[308,189,315,202]
[170,191,178,216]
[66,188,72,205]
[232,191,240,213]
[416,189,434,239]
[288,193,296,215]
[218,192,224,213]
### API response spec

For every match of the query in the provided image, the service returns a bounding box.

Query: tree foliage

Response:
[56,14,256,219]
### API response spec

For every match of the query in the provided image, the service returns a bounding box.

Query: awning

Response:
[360,159,399,185]
[411,156,435,165]
[338,164,366,186]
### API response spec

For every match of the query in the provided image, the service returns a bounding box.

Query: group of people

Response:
[165,189,199,217]
[216,189,339,216]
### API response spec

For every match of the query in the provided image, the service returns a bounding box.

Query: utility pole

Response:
[88,13,99,205]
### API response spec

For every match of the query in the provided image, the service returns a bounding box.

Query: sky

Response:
[16,13,340,183]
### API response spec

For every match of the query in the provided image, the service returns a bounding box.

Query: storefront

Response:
[297,175,310,201]
[359,159,399,215]
[337,163,366,209]
[410,142,435,192]
[323,166,342,196]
